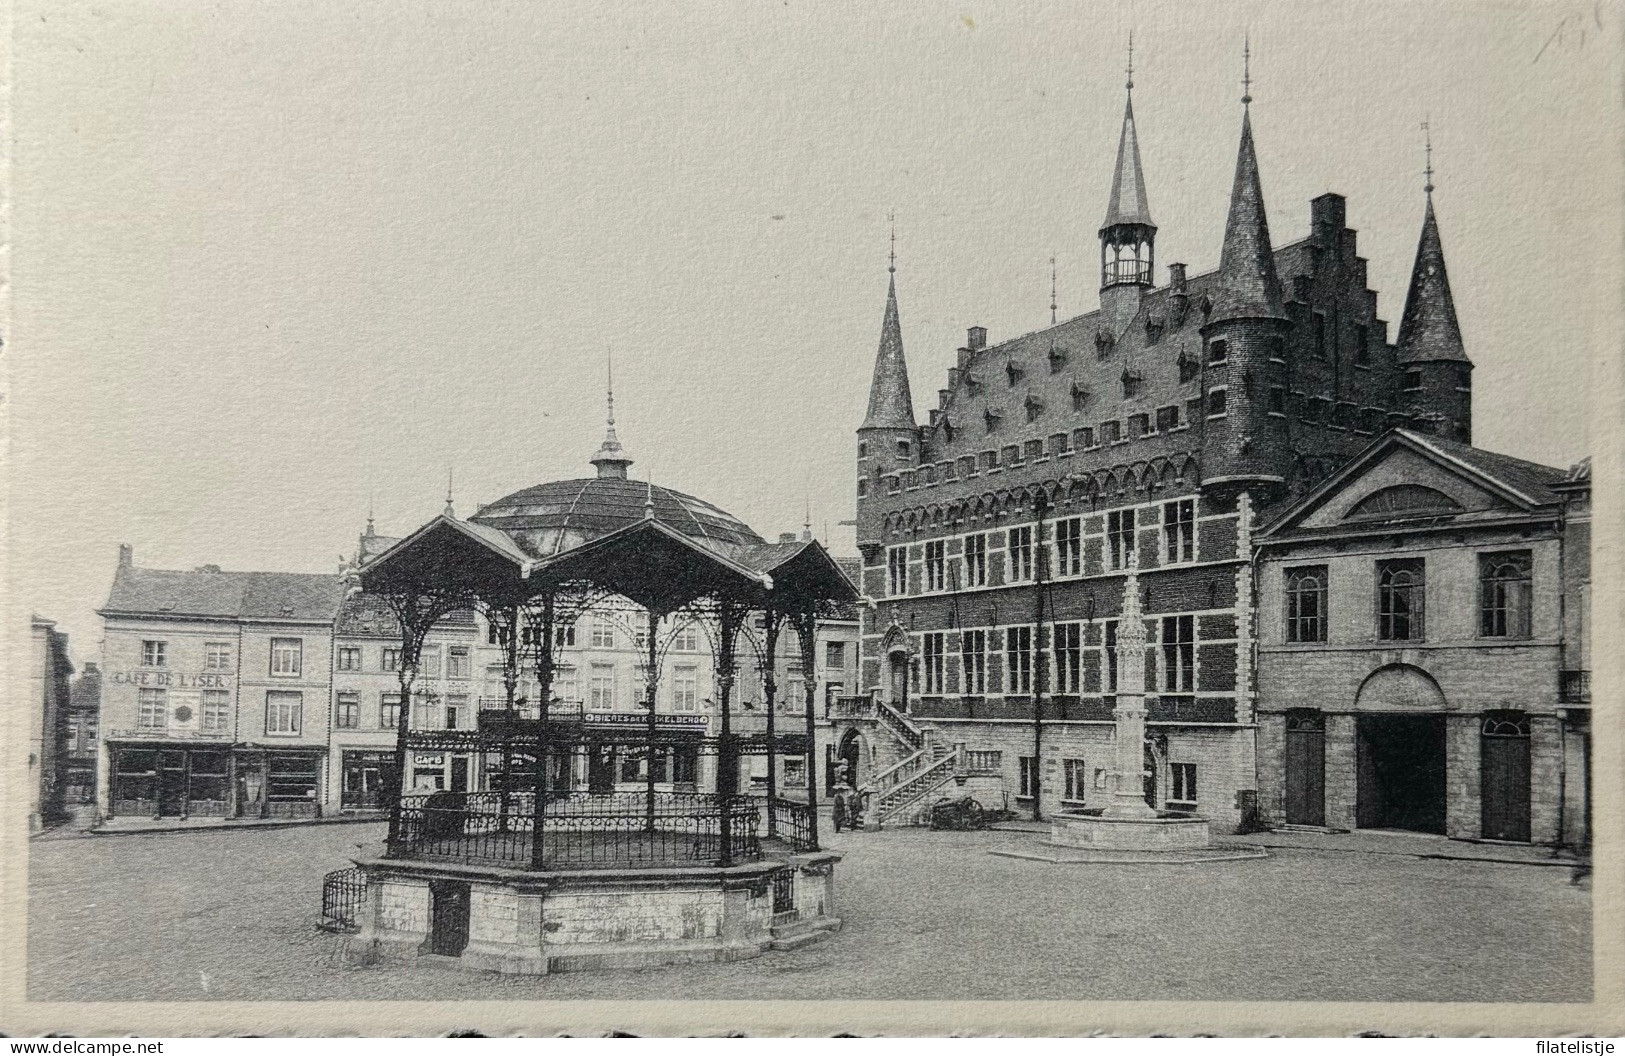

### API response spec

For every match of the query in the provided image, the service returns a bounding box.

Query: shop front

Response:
[108,741,232,818]
[340,750,398,811]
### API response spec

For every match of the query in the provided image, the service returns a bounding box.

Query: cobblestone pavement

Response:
[27,822,1590,1003]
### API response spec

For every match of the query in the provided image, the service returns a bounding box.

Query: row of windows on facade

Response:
[482,619,703,653]
[861,390,1413,498]
[886,500,1197,595]
[1283,552,1535,644]
[138,637,366,678]
[910,614,1201,697]
[962,751,1197,808]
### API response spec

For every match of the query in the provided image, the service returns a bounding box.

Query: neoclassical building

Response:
[841,64,1479,831]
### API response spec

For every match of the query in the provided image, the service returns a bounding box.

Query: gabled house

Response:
[1254,429,1589,847]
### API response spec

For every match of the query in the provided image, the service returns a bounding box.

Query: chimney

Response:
[1311,193,1346,250]
[118,544,133,568]
[83,661,100,676]
[1168,263,1187,292]
[967,326,987,351]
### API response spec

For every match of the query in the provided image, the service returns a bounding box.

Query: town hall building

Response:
[842,61,1482,833]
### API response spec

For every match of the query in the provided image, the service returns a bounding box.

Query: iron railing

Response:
[319,867,367,933]
[769,797,816,852]
[770,868,798,925]
[387,790,763,869]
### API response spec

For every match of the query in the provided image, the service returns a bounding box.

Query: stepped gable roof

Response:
[470,477,764,559]
[102,566,345,621]
[1396,197,1469,364]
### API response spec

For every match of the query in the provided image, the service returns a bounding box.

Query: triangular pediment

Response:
[1265,431,1553,538]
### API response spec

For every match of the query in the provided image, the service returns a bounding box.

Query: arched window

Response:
[1346,485,1462,521]
[1376,559,1425,641]
[1479,551,1533,638]
[1285,566,1328,643]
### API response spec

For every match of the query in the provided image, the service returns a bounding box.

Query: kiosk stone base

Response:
[346,852,841,975]
[1050,810,1213,851]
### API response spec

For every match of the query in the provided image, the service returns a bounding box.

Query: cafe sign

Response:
[110,671,231,688]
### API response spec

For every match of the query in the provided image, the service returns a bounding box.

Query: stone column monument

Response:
[1104,551,1157,820]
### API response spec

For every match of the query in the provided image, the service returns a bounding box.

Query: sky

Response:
[10,0,1620,661]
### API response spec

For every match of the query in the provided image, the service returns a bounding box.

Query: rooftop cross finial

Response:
[1422,116,1435,196]
[606,351,616,427]
[444,467,455,517]
[645,475,655,520]
[591,349,634,478]
[887,211,896,274]
[1242,34,1253,107]
[1126,30,1134,93]
[366,493,375,537]
[1050,255,1058,324]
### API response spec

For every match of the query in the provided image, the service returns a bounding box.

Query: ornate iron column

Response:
[644,608,663,833]
[713,601,745,865]
[529,592,558,870]
[790,607,822,849]
[761,609,782,836]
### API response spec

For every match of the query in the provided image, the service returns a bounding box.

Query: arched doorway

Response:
[1481,711,1531,842]
[1284,710,1326,826]
[835,728,864,790]
[1353,666,1448,834]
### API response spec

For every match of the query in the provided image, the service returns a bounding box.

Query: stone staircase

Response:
[851,696,964,828]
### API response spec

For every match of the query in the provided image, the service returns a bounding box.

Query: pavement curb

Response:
[78,814,388,839]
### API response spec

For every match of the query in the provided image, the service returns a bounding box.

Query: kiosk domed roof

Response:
[469,388,762,555]
[471,477,763,554]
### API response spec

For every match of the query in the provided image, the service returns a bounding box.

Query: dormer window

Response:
[1197,294,1212,317]
[984,408,1002,435]
[1071,383,1090,412]
[1121,370,1144,399]
[1095,331,1114,359]
[1404,370,1423,392]
[1208,340,1228,364]
[1144,316,1164,345]
[1178,352,1201,384]
[1005,360,1023,387]
[1024,394,1044,422]
[940,417,956,443]
[896,439,911,459]
[962,372,982,394]
[1048,345,1068,372]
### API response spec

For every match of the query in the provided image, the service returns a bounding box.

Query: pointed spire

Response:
[365,494,375,538]
[591,352,635,478]
[1117,549,1146,692]
[861,214,917,432]
[1397,130,1468,364]
[1210,44,1285,324]
[1101,39,1154,232]
[644,475,655,519]
[802,499,813,542]
[444,468,455,517]
[1050,255,1058,324]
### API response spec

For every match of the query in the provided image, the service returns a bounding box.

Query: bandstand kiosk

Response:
[344,439,855,974]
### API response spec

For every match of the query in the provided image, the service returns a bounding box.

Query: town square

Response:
[10,0,1613,1032]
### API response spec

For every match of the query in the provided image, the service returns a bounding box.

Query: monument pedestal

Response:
[1050,810,1212,851]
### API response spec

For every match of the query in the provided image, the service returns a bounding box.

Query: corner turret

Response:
[1396,134,1472,443]
[856,227,918,547]
[1199,44,1293,496]
[1099,42,1156,334]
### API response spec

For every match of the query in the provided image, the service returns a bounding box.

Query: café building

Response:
[97,545,345,820]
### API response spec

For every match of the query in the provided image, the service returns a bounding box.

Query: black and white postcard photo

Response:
[3,0,1620,1041]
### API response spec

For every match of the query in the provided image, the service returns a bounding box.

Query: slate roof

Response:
[1210,110,1286,323]
[860,272,916,432]
[1396,197,1468,363]
[1402,429,1568,506]
[1102,93,1154,230]
[102,566,346,622]
[334,592,476,638]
